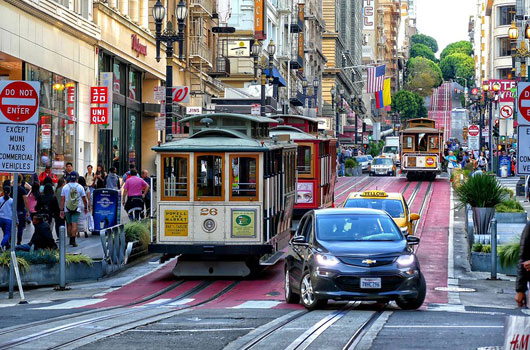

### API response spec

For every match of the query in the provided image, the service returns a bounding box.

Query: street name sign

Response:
[0,123,37,173]
[0,81,40,124]
[517,82,530,125]
[468,124,480,151]
[517,126,530,175]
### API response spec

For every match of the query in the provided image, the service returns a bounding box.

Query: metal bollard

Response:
[59,226,66,289]
[491,217,497,280]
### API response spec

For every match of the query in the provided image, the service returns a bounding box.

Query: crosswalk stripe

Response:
[33,299,106,310]
[231,300,282,309]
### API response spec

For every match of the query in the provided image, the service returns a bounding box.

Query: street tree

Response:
[391,90,418,120]
[410,34,439,53]
[439,52,475,87]
[440,41,473,61]
[405,57,443,97]
[409,43,437,62]
[413,93,428,118]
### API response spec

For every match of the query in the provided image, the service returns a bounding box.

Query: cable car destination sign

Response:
[0,81,39,173]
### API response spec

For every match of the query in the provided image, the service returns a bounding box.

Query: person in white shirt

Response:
[60,174,88,247]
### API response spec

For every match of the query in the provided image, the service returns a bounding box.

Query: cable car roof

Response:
[269,126,317,140]
[400,127,441,134]
[270,114,320,123]
[152,128,288,152]
[179,113,277,124]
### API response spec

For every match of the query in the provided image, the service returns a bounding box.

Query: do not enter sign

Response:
[518,83,530,125]
[468,125,480,137]
[0,81,40,124]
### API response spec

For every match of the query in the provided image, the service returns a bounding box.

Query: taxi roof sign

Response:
[361,190,388,198]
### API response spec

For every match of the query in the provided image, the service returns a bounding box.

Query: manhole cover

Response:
[434,287,476,292]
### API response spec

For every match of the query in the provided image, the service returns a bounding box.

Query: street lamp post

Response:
[312,77,319,111]
[302,77,308,108]
[307,87,313,108]
[351,96,358,145]
[152,0,188,141]
[508,20,519,78]
[251,41,267,116]
[482,82,500,172]
[267,40,277,103]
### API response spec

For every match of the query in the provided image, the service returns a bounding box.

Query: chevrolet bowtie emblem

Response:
[362,259,377,264]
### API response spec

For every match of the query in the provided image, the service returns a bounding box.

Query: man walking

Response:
[122,169,149,220]
[60,174,88,247]
[140,170,151,217]
[15,175,30,246]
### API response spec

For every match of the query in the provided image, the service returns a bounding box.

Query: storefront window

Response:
[26,64,77,175]
[129,70,141,101]
[196,154,223,200]
[128,110,138,166]
[112,104,122,171]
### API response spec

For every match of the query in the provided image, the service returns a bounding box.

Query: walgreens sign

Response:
[484,80,516,103]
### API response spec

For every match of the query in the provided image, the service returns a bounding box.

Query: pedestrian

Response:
[35,184,59,226]
[0,186,13,250]
[63,162,78,182]
[94,164,106,189]
[460,151,469,169]
[337,150,346,177]
[54,177,66,237]
[122,163,138,183]
[112,144,120,170]
[141,169,151,217]
[122,169,149,221]
[85,165,95,194]
[444,151,458,180]
[38,165,58,184]
[15,175,30,246]
[516,222,530,307]
[77,176,92,236]
[16,214,57,251]
[105,167,121,190]
[60,174,88,247]
[27,182,41,220]
[478,151,488,171]
[469,152,478,170]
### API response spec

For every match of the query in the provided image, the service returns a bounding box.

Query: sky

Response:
[415,0,477,57]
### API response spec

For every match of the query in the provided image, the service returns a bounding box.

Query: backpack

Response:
[126,172,132,181]
[65,184,79,212]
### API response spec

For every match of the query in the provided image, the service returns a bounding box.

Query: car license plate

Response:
[360,278,381,289]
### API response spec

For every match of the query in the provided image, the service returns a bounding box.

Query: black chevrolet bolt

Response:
[284,208,426,310]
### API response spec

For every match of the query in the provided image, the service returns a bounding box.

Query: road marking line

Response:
[143,298,172,306]
[127,327,256,333]
[231,300,282,309]
[167,298,195,306]
[33,299,106,310]
[385,325,503,328]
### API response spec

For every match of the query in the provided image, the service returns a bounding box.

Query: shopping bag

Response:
[505,316,530,350]
[87,214,94,232]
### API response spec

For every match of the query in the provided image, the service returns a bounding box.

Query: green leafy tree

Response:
[410,34,439,53]
[409,43,437,62]
[439,52,475,86]
[405,57,443,96]
[391,90,418,120]
[413,93,428,118]
[440,41,473,61]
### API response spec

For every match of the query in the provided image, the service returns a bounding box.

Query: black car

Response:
[284,208,426,310]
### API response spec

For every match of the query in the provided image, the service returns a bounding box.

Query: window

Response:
[404,136,414,150]
[297,145,313,176]
[428,136,440,151]
[129,70,141,101]
[162,155,189,200]
[230,155,258,201]
[301,216,313,242]
[499,37,513,57]
[498,6,515,26]
[498,68,513,80]
[196,154,224,200]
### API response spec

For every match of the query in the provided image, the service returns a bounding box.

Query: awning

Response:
[264,67,287,87]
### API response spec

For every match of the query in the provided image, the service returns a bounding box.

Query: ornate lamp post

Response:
[508,21,519,78]
[267,40,277,103]
[312,77,319,110]
[302,77,308,108]
[152,0,188,141]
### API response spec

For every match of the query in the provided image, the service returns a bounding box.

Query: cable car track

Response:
[0,280,240,349]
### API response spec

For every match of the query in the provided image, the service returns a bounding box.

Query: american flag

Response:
[366,65,386,93]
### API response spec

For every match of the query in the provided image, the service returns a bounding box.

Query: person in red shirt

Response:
[38,165,58,184]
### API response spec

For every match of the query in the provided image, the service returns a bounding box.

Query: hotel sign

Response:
[363,0,375,30]
[254,0,266,40]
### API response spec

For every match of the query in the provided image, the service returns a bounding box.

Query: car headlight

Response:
[400,226,409,234]
[396,254,415,267]
[316,254,340,266]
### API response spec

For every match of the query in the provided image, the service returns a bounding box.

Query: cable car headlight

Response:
[396,254,415,267]
[316,254,340,266]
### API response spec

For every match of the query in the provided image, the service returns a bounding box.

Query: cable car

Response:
[269,115,337,217]
[149,113,297,277]
[400,118,444,181]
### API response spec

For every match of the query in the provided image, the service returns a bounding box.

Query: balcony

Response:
[189,39,214,69]
[209,56,231,77]
[290,14,304,33]
[189,0,215,17]
[289,91,305,106]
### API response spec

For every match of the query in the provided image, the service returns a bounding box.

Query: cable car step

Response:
[260,251,284,266]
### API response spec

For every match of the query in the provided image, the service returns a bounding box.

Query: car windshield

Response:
[343,198,405,218]
[367,155,373,160]
[383,146,398,153]
[316,214,402,241]
[373,158,393,166]
[356,156,368,162]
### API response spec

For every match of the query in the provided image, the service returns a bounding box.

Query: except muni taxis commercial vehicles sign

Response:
[468,124,480,151]
[0,123,37,173]
[165,210,189,236]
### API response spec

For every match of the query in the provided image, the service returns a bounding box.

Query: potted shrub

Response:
[344,158,355,176]
[495,198,527,224]
[124,220,150,259]
[455,174,504,236]
[470,240,519,276]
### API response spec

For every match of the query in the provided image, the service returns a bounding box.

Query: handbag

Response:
[87,214,94,232]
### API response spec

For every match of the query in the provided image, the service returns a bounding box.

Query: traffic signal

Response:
[493,119,499,138]
[363,144,368,149]
[368,135,373,141]
[498,144,502,151]
[501,136,506,142]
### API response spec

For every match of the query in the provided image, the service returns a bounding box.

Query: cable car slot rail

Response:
[341,309,385,350]
[0,280,240,349]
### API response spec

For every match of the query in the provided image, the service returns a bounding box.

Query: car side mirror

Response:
[290,235,308,246]
[410,213,420,221]
[406,235,420,246]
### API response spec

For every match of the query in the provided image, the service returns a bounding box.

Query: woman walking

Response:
[0,186,13,249]
[27,182,41,220]
[54,177,66,237]
[36,184,60,228]
[94,164,107,189]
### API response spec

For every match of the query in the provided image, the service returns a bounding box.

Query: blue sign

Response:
[93,189,120,233]
[499,155,512,176]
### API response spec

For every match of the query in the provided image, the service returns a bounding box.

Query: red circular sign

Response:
[426,158,434,166]
[519,85,530,123]
[500,104,513,119]
[471,88,479,96]
[468,125,480,137]
[0,81,39,122]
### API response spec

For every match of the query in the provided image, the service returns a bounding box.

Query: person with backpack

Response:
[54,177,65,237]
[122,164,139,184]
[0,186,14,249]
[60,174,88,247]
[105,167,121,190]
[77,176,92,237]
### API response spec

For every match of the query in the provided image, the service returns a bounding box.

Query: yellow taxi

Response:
[341,190,420,235]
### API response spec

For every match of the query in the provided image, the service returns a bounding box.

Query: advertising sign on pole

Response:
[99,72,113,130]
[517,126,530,175]
[0,81,40,124]
[486,79,516,102]
[468,124,480,151]
[90,107,108,125]
[518,82,530,126]
[92,189,120,233]
[363,0,375,30]
[186,106,202,115]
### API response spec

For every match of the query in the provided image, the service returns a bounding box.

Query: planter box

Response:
[345,168,353,176]
[495,212,527,224]
[0,260,107,287]
[470,252,517,276]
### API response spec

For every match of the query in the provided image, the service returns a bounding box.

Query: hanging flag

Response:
[366,64,386,93]
[375,90,384,109]
[383,78,391,107]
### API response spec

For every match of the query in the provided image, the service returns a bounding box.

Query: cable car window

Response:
[429,136,440,151]
[230,155,258,200]
[404,136,414,151]
[161,155,189,200]
[297,145,312,175]
[196,154,223,200]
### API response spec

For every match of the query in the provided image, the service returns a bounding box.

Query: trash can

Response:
[93,188,120,234]
[500,166,508,178]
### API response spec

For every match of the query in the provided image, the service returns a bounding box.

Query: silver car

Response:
[355,156,370,172]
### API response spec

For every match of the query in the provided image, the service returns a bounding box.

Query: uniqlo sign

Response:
[90,107,108,124]
[67,87,75,104]
[90,87,108,104]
